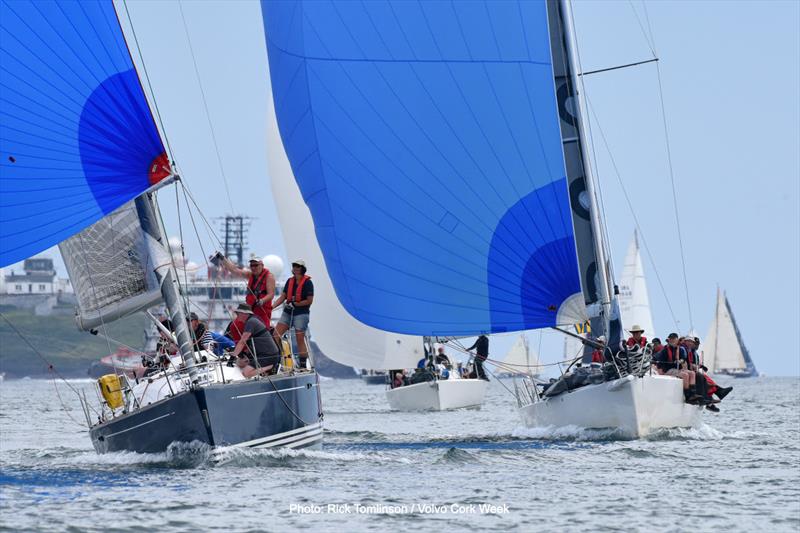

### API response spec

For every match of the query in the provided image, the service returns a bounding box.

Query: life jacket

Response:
[287,275,311,303]
[626,336,647,349]
[685,347,698,367]
[664,345,680,364]
[591,349,605,364]
[246,269,271,306]
[227,319,245,344]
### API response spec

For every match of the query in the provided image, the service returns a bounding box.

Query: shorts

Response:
[278,310,309,331]
[666,368,683,377]
[246,353,281,370]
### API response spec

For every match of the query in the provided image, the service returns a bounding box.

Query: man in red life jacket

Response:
[625,325,647,352]
[272,259,314,368]
[591,336,607,364]
[217,254,276,327]
[690,336,732,412]
[655,333,701,403]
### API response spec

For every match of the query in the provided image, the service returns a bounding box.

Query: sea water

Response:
[1,376,798,532]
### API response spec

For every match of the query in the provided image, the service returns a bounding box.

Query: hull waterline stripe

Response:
[100,411,175,439]
[231,422,323,448]
[283,433,324,450]
[231,384,314,400]
[252,428,324,449]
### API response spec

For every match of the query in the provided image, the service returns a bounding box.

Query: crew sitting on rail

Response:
[591,336,607,364]
[649,337,663,355]
[625,325,647,352]
[654,333,702,404]
[682,335,732,412]
[229,303,281,378]
[392,370,407,388]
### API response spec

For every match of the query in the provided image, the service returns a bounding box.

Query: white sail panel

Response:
[703,288,747,372]
[59,202,165,331]
[504,334,541,374]
[618,231,655,337]
[266,78,420,370]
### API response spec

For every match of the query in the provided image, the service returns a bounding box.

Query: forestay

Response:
[260,0,590,336]
[0,0,169,267]
[59,201,168,331]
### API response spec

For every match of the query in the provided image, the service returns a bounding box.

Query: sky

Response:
[4,0,798,376]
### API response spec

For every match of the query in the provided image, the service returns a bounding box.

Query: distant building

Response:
[2,257,72,295]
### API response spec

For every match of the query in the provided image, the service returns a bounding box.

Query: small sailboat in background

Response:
[703,288,758,378]
[499,334,541,378]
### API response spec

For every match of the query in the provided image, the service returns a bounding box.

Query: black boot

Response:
[715,386,733,400]
[685,385,702,404]
[706,404,720,413]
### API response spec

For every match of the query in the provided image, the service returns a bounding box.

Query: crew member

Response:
[216,253,275,327]
[625,325,647,351]
[229,304,281,378]
[188,312,207,352]
[591,336,607,364]
[466,334,489,380]
[435,346,451,367]
[272,259,314,368]
[655,333,700,403]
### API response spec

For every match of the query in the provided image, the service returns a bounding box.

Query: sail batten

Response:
[261,0,586,336]
[0,0,167,267]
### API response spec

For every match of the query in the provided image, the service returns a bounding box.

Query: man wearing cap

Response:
[654,333,701,403]
[229,304,281,378]
[188,312,207,352]
[216,253,275,327]
[625,325,647,352]
[272,260,314,368]
[591,336,607,364]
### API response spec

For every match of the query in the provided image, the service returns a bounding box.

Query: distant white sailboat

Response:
[703,288,758,378]
[618,231,656,338]
[500,334,541,377]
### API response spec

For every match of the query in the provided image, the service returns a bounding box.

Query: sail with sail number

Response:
[260,0,608,337]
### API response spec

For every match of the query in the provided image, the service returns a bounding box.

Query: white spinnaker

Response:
[265,69,420,370]
[618,231,655,337]
[703,288,747,372]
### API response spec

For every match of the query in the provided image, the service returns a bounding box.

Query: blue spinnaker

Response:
[0,0,166,267]
[262,0,582,335]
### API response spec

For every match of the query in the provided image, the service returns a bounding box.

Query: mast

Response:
[547,0,619,348]
[135,191,198,380]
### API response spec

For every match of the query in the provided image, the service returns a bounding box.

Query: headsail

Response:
[58,201,168,331]
[703,288,757,375]
[0,0,169,267]
[618,231,655,337]
[260,0,601,336]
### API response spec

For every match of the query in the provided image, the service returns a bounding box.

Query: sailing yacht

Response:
[0,1,322,453]
[703,288,758,378]
[499,335,541,378]
[258,0,701,436]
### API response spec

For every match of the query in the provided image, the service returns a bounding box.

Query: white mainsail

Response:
[703,287,755,374]
[618,231,655,337]
[264,67,420,371]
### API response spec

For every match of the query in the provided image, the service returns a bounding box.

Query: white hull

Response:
[518,374,702,438]
[385,379,488,411]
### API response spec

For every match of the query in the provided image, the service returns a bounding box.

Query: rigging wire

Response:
[653,59,694,331]
[120,0,175,162]
[177,0,235,215]
[584,97,680,330]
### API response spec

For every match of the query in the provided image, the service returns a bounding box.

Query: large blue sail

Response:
[0,0,168,267]
[261,0,585,335]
